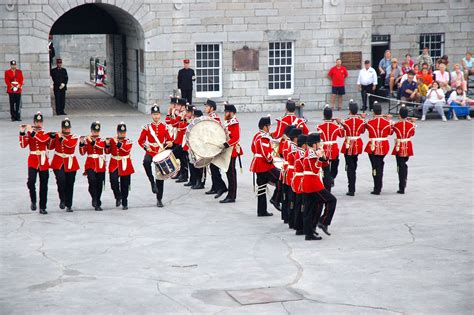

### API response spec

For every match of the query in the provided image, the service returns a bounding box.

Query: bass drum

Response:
[186,117,227,159]
[188,150,213,169]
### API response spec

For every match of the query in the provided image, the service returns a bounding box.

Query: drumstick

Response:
[205,142,222,147]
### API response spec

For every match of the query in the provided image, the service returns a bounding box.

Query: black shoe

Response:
[16,118,22,121]
[295,230,304,235]
[31,202,37,211]
[192,182,205,190]
[157,200,164,208]
[171,174,179,180]
[39,209,48,215]
[258,212,273,217]
[92,199,97,208]
[115,199,121,207]
[370,191,380,195]
[346,192,355,196]
[270,198,281,211]
[151,182,157,194]
[205,189,217,195]
[176,177,188,183]
[95,206,103,211]
[184,181,194,187]
[219,198,235,204]
[305,234,322,241]
[59,201,65,209]
[318,223,331,236]
[283,220,289,224]
[397,190,405,194]
[122,206,128,210]
[66,207,73,212]
[11,118,15,122]
[214,189,227,199]
[62,112,68,115]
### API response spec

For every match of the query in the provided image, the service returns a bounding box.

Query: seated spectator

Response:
[462,51,473,79]
[451,63,467,91]
[417,47,433,69]
[400,71,420,104]
[401,60,412,75]
[419,68,433,86]
[433,63,451,93]
[405,53,414,69]
[385,58,402,96]
[447,86,472,120]
[422,81,447,121]
[420,62,432,74]
[417,77,428,102]
[436,55,449,70]
[400,71,417,86]
[413,64,420,75]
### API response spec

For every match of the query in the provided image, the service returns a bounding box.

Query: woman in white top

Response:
[422,81,446,121]
[450,64,467,91]
[433,63,451,93]
[447,86,472,120]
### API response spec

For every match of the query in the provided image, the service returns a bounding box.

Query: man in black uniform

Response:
[51,58,68,115]
[177,59,195,104]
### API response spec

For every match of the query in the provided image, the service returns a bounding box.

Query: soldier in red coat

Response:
[272,99,309,139]
[49,118,80,212]
[138,104,174,207]
[106,122,135,210]
[249,116,280,216]
[277,125,296,220]
[392,106,416,194]
[171,102,192,183]
[292,134,307,235]
[4,60,24,121]
[341,101,366,196]
[364,102,393,195]
[79,121,107,211]
[220,103,243,203]
[19,112,51,214]
[285,128,303,228]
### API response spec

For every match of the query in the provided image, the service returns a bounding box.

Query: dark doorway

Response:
[371,35,391,75]
[113,34,127,102]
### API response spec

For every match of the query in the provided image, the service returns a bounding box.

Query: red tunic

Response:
[341,116,366,155]
[224,117,243,158]
[271,114,310,139]
[364,116,393,156]
[138,122,173,158]
[391,120,415,157]
[317,120,344,160]
[208,112,221,123]
[173,119,189,147]
[301,149,325,193]
[79,137,107,173]
[249,131,274,173]
[279,140,291,181]
[4,69,24,94]
[285,143,298,186]
[19,130,51,171]
[291,149,305,194]
[107,138,135,176]
[49,134,80,172]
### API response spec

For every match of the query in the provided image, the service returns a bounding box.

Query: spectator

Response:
[327,58,348,111]
[462,51,473,79]
[436,55,449,70]
[400,70,417,86]
[417,47,433,69]
[421,62,432,74]
[357,60,377,112]
[405,53,414,69]
[419,67,433,86]
[447,86,472,120]
[413,64,420,75]
[417,77,428,102]
[433,63,451,93]
[400,71,420,104]
[385,58,402,96]
[422,81,447,121]
[378,50,392,76]
[451,63,467,92]
[401,60,412,75]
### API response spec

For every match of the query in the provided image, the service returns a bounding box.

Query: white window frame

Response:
[268,41,294,96]
[419,33,445,66]
[195,43,223,98]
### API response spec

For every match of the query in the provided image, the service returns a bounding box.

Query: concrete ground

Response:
[0,97,473,314]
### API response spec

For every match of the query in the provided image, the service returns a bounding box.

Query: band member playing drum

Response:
[285,128,303,228]
[292,134,308,235]
[250,116,280,217]
[107,122,135,210]
[79,121,107,211]
[171,102,192,183]
[341,101,366,196]
[204,99,227,197]
[19,112,51,214]
[49,118,80,212]
[391,106,416,194]
[220,103,243,204]
[138,104,173,207]
[186,109,206,190]
[272,99,310,138]
[365,102,393,195]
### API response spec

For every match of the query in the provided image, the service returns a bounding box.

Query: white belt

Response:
[287,165,295,170]
[88,154,105,169]
[369,138,387,141]
[303,171,317,175]
[283,161,289,165]
[30,150,47,166]
[397,138,411,143]
[112,155,130,171]
[347,136,361,140]
[55,152,74,169]
[322,141,337,145]
[254,154,263,158]
[294,172,304,176]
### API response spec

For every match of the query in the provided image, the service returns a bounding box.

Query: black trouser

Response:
[110,170,131,207]
[281,184,289,222]
[181,89,193,105]
[303,190,337,237]
[143,154,164,200]
[287,188,296,228]
[396,156,409,192]
[322,166,332,192]
[54,89,66,114]
[172,145,188,180]
[344,154,359,193]
[293,193,303,231]
[53,167,76,208]
[368,154,385,193]
[189,163,203,185]
[27,167,49,210]
[86,169,105,206]
[225,157,237,200]
[210,164,226,192]
[256,168,280,216]
[330,158,339,180]
[9,93,21,120]
[361,84,374,111]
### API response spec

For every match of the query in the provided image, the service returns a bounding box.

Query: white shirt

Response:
[426,88,445,103]
[357,67,377,86]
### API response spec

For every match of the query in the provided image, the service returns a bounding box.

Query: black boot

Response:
[59,201,65,209]
[39,209,48,215]
[157,200,164,208]
[30,202,37,211]
[66,207,73,212]
[115,199,121,207]
[205,189,217,195]
[305,234,322,241]
[151,182,157,194]
[184,180,194,187]
[95,206,103,211]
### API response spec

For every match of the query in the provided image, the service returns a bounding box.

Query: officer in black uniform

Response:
[177,59,196,105]
[51,58,68,115]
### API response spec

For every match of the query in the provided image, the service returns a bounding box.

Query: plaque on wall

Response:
[233,46,259,71]
[340,51,362,70]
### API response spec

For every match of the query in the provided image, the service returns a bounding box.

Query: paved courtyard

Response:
[0,103,473,314]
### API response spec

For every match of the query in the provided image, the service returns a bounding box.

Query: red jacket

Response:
[328,65,348,87]
[49,134,80,172]
[4,69,24,94]
[272,114,309,139]
[208,112,221,123]
[391,120,415,157]
[291,148,305,194]
[107,138,135,176]
[341,116,366,155]
[301,149,325,193]
[19,129,51,171]
[285,143,298,186]
[317,121,344,160]
[364,116,393,156]
[79,137,107,173]
[173,119,189,147]
[279,139,291,181]
[249,131,274,173]
[224,117,243,158]
[138,122,173,158]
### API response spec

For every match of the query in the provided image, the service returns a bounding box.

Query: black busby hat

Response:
[373,101,382,115]
[323,105,333,120]
[399,105,409,119]
[224,103,237,113]
[258,116,271,129]
[194,109,203,117]
[349,99,359,114]
[33,111,43,122]
[91,121,101,131]
[10,60,16,66]
[177,98,187,106]
[307,133,321,146]
[286,98,296,112]
[117,121,127,132]
[297,134,308,147]
[205,99,217,110]
[289,128,302,140]
[170,96,178,104]
[284,125,295,137]
[186,104,195,112]
[151,104,160,113]
[61,118,71,129]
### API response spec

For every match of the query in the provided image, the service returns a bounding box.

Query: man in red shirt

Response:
[4,60,24,121]
[327,58,348,111]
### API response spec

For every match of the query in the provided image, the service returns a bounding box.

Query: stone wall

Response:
[52,34,106,69]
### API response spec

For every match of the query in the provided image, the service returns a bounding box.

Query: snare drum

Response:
[152,150,181,180]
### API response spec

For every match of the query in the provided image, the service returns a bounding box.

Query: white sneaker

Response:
[454,116,459,121]
[421,115,426,121]
[467,115,471,120]
[442,116,447,122]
